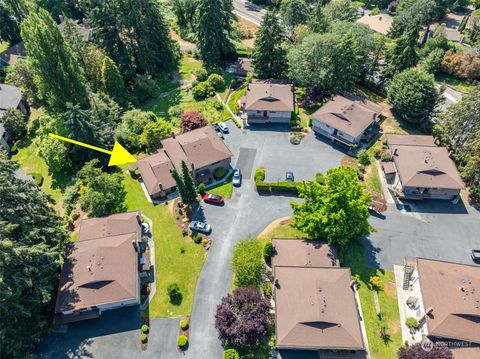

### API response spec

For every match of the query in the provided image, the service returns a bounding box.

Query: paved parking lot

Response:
[223,122,345,182]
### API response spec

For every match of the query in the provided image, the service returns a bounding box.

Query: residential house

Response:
[386,134,464,200]
[226,57,252,78]
[0,41,27,67]
[357,14,392,35]
[312,94,383,148]
[241,80,294,124]
[271,239,366,358]
[55,212,144,323]
[136,125,232,200]
[58,16,92,42]
[0,84,27,151]
[397,258,480,358]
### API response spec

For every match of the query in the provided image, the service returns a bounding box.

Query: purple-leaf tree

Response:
[180,111,208,133]
[398,342,453,359]
[215,287,271,346]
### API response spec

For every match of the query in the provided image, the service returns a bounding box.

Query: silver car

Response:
[189,221,211,234]
[232,168,242,187]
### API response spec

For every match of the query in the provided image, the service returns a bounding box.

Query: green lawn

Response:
[0,41,8,52]
[365,160,383,194]
[227,85,247,114]
[122,171,206,317]
[341,241,403,359]
[436,73,475,93]
[208,177,234,199]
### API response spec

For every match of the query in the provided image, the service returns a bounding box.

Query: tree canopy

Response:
[231,237,264,288]
[291,166,372,246]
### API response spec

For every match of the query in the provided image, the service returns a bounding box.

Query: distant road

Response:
[232,0,266,25]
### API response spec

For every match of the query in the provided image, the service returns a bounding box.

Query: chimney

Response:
[171,132,175,139]
[132,240,138,252]
[393,148,398,156]
[191,163,195,172]
[59,15,64,23]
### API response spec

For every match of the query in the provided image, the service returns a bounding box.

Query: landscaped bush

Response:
[254,167,266,182]
[370,7,380,15]
[168,105,184,119]
[369,275,382,291]
[167,283,181,299]
[132,75,157,104]
[269,181,300,193]
[140,333,148,343]
[208,73,225,90]
[194,68,208,82]
[231,117,241,128]
[224,348,240,359]
[197,182,206,195]
[405,317,418,330]
[315,172,326,185]
[255,182,271,192]
[357,149,371,166]
[262,282,273,299]
[192,81,214,99]
[380,151,393,162]
[177,335,188,347]
[30,172,44,186]
[141,324,149,333]
[214,167,228,180]
[180,319,189,330]
[214,100,224,110]
[263,241,273,262]
[10,144,18,154]
[192,232,202,244]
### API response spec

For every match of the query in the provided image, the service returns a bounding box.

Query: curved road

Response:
[233,0,266,25]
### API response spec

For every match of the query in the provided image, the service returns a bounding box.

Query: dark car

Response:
[189,221,211,234]
[202,193,224,205]
[232,168,242,186]
[472,249,480,263]
[285,172,294,182]
[212,123,220,132]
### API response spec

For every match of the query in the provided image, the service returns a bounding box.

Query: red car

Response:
[202,193,224,205]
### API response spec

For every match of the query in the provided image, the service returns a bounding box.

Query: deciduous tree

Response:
[324,0,357,22]
[291,166,372,246]
[231,237,263,288]
[180,111,208,133]
[1,108,27,139]
[140,119,172,152]
[398,342,453,359]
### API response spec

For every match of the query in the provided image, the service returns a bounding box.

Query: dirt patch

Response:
[237,16,259,48]
[170,29,195,47]
[341,155,358,168]
[383,281,397,299]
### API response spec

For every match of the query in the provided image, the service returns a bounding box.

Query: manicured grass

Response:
[257,220,308,247]
[0,41,8,52]
[227,85,247,114]
[365,160,383,194]
[208,177,234,199]
[178,56,203,82]
[341,241,403,359]
[435,73,475,93]
[122,171,206,317]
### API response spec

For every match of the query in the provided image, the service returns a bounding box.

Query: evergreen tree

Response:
[252,11,288,79]
[0,153,68,358]
[308,2,329,34]
[3,0,28,21]
[385,23,419,79]
[280,0,308,31]
[332,31,361,92]
[196,0,234,68]
[101,56,126,104]
[171,167,189,204]
[21,8,89,112]
[181,160,198,205]
[0,4,21,43]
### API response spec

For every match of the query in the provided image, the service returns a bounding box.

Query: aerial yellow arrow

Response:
[48,133,137,166]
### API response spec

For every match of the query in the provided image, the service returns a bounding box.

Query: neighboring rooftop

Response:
[243,80,294,112]
[357,14,392,35]
[227,57,252,76]
[312,94,383,138]
[416,258,480,344]
[55,212,141,313]
[387,134,464,190]
[137,126,232,197]
[58,16,91,42]
[271,239,339,269]
[275,266,365,350]
[0,42,27,66]
[0,84,22,111]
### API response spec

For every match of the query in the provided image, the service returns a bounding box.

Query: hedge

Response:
[180,319,189,330]
[214,167,228,180]
[141,324,149,333]
[254,167,265,182]
[140,333,148,343]
[177,335,188,347]
[224,348,240,359]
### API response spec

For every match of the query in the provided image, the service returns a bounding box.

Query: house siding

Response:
[312,120,358,144]
[393,175,461,200]
[246,110,291,124]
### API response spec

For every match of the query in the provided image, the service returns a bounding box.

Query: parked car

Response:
[212,123,220,132]
[285,171,294,182]
[202,193,224,205]
[218,132,224,139]
[189,221,211,234]
[218,122,229,133]
[472,249,480,263]
[232,168,242,186]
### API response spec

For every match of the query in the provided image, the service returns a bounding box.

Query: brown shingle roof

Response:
[312,94,383,139]
[275,266,365,350]
[357,14,392,35]
[387,135,464,190]
[0,42,27,66]
[137,126,232,196]
[271,239,339,269]
[416,258,480,344]
[244,80,294,112]
[55,212,141,313]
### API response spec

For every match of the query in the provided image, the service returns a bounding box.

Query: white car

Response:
[232,168,242,187]
[218,122,229,134]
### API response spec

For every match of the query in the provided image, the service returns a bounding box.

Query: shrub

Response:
[214,167,228,180]
[441,50,480,80]
[140,333,148,343]
[231,238,263,288]
[315,172,326,185]
[256,182,271,192]
[177,335,188,347]
[269,181,299,193]
[405,317,418,330]
[29,173,44,186]
[254,167,266,182]
[168,105,184,119]
[224,349,240,359]
[369,275,382,291]
[192,81,214,99]
[192,233,202,244]
[197,182,206,195]
[300,87,324,109]
[357,150,371,166]
[180,319,189,330]
[194,68,208,81]
[167,283,180,299]
[214,100,224,110]
[263,241,273,262]
[262,282,273,299]
[370,7,380,15]
[10,144,18,154]
[381,151,393,162]
[141,324,149,333]
[132,75,156,103]
[208,73,225,90]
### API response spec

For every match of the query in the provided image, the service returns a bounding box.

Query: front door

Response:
[263,110,268,118]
